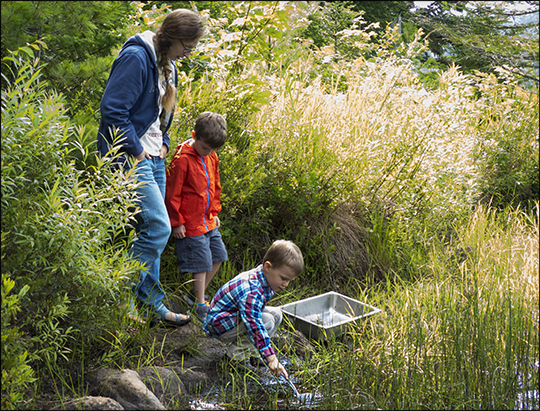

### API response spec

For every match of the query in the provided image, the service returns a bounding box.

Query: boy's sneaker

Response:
[183,292,209,307]
[192,303,209,321]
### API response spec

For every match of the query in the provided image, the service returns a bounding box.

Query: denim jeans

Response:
[128,157,171,311]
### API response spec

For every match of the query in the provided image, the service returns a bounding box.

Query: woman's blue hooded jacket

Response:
[97,33,177,158]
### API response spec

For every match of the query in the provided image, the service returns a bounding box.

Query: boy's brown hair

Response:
[263,240,304,276]
[194,111,227,148]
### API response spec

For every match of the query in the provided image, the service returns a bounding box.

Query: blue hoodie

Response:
[97,32,178,158]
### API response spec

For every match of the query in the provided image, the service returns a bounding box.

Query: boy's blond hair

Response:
[194,111,227,148]
[263,240,304,275]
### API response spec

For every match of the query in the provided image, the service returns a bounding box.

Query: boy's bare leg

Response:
[192,271,206,305]
[193,262,222,305]
[205,262,222,289]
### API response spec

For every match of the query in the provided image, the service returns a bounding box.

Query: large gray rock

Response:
[170,367,209,395]
[139,366,186,408]
[51,395,124,410]
[92,368,166,410]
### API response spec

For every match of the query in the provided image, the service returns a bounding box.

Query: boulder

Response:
[92,368,166,410]
[139,366,186,408]
[51,396,124,410]
[170,367,209,394]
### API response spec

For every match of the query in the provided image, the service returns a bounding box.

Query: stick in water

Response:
[280,374,300,397]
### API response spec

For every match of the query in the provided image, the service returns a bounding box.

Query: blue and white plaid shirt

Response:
[203,264,276,358]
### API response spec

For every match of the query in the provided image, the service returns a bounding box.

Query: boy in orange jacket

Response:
[165,112,228,321]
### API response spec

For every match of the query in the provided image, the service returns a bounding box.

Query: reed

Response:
[289,204,538,410]
[239,51,539,409]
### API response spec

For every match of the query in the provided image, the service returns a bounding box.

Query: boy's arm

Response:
[210,154,222,218]
[165,156,187,228]
[172,224,186,239]
[238,293,275,359]
[241,305,287,378]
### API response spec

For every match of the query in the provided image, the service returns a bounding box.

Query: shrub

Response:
[1,273,35,410]
[1,43,143,401]
[473,70,539,211]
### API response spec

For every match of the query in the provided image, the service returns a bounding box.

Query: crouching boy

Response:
[203,240,304,378]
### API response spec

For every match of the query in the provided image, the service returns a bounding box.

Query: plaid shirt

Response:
[203,264,276,358]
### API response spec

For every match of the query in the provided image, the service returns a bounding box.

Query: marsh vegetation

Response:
[2,2,538,409]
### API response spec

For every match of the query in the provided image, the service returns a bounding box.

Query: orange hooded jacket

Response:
[165,139,221,237]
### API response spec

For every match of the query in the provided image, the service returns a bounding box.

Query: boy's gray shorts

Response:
[174,227,228,273]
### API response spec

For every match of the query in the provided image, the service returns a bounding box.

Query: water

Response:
[516,390,540,410]
[189,399,222,410]
[303,308,353,327]
[515,359,539,410]
[278,374,317,407]
[188,355,322,410]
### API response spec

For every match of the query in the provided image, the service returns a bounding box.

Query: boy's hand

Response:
[213,215,221,228]
[172,225,186,239]
[265,354,289,380]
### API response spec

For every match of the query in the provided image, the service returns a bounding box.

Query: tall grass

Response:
[244,48,538,284]
[288,204,538,410]
[229,37,539,409]
[253,58,484,215]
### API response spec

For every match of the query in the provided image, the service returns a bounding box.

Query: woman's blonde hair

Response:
[154,9,204,111]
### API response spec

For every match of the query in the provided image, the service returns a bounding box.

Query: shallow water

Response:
[189,399,223,410]
[188,355,322,410]
[277,374,320,407]
[303,308,353,327]
[515,361,539,410]
[516,390,540,410]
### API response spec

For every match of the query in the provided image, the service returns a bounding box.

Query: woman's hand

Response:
[159,144,168,159]
[135,150,151,161]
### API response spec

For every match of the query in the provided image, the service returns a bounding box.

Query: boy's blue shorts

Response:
[174,227,228,273]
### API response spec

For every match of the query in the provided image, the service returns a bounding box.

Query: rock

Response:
[92,368,166,410]
[139,366,186,408]
[43,318,312,410]
[170,367,209,394]
[292,329,316,358]
[275,329,315,358]
[51,396,124,410]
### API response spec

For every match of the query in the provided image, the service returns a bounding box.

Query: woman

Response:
[97,9,203,326]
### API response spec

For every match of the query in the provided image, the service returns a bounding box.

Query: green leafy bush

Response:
[1,43,143,403]
[474,74,539,211]
[1,273,35,410]
[1,1,135,121]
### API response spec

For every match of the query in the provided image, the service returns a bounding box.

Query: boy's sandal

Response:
[154,302,191,327]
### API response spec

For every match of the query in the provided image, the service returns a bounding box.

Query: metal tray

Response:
[280,291,381,340]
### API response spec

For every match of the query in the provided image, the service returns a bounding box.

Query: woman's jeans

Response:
[128,157,171,311]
